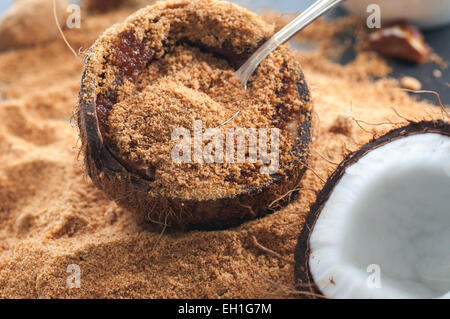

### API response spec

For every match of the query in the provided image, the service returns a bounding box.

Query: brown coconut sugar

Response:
[0,1,447,299]
[105,43,304,200]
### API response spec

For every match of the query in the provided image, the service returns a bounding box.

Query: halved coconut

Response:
[295,120,450,299]
[77,0,312,230]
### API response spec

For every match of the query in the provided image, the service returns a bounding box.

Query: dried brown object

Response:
[0,0,71,51]
[77,0,312,230]
[367,22,429,64]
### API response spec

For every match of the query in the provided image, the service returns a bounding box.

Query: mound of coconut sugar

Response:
[0,1,447,298]
[106,43,304,200]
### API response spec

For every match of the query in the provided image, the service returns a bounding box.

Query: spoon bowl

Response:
[235,0,345,89]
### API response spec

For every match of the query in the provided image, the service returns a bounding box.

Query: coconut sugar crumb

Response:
[0,0,447,299]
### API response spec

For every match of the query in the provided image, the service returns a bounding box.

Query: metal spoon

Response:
[217,0,345,128]
[236,0,345,89]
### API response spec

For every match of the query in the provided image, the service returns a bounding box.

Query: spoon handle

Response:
[236,0,345,88]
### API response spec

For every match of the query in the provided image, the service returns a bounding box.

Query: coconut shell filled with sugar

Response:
[77,0,312,230]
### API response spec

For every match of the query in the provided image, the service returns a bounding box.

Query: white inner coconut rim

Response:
[309,133,450,299]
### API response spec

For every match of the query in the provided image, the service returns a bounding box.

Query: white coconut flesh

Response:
[309,133,450,299]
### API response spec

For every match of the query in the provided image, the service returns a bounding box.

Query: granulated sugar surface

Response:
[106,43,303,201]
[0,5,445,298]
